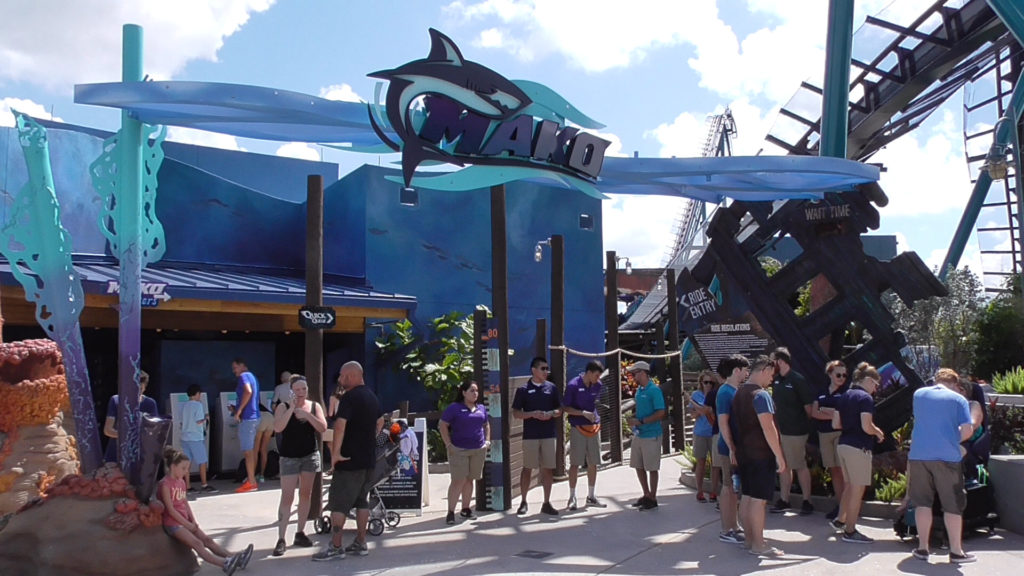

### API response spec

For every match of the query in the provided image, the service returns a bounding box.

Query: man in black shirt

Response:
[313,361,383,562]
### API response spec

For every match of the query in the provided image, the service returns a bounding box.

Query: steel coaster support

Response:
[820,0,855,159]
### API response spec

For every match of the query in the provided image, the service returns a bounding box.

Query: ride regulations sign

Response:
[298,306,336,330]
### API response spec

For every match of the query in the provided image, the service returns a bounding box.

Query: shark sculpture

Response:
[368,28,533,188]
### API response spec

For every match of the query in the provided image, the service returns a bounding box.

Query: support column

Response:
[550,234,565,477]
[820,0,854,159]
[667,271,684,452]
[491,185,512,510]
[116,24,144,485]
[305,174,325,518]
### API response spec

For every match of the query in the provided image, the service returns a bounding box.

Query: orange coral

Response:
[0,376,71,434]
[42,463,160,532]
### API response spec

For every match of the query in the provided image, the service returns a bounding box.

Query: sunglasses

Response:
[700,380,714,385]
[832,372,847,379]
[536,366,550,372]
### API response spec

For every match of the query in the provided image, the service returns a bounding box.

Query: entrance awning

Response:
[0,259,415,333]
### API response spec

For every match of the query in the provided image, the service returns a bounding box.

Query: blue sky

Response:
[0,0,985,279]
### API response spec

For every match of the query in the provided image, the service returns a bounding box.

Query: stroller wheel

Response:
[315,515,332,535]
[368,518,385,536]
[385,511,401,527]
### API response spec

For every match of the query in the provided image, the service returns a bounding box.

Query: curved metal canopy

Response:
[75,80,879,201]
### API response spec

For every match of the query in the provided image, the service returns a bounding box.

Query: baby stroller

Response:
[315,432,403,536]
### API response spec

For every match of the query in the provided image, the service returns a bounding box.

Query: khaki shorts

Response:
[630,436,662,471]
[693,435,713,461]
[523,437,556,470]
[908,460,966,513]
[569,427,601,468]
[780,434,808,471]
[819,431,841,469]
[837,444,872,487]
[257,411,274,433]
[449,445,487,481]
[711,434,733,477]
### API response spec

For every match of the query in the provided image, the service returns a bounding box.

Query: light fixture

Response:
[615,255,632,275]
[534,238,551,262]
[399,187,419,206]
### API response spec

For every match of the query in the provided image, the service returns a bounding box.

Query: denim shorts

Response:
[280,450,322,476]
[238,419,258,451]
[181,440,208,466]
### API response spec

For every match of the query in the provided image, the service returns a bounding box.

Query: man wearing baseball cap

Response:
[626,361,666,510]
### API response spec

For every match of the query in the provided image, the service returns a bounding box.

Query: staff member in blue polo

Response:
[512,356,562,516]
[562,360,606,510]
[626,361,665,510]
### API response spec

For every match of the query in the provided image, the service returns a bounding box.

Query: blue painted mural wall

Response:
[337,165,606,410]
[1,122,607,413]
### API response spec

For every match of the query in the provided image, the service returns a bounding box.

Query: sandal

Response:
[749,546,785,558]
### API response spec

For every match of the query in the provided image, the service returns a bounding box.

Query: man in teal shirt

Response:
[626,361,666,510]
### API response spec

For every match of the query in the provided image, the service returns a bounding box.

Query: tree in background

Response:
[971,276,1024,380]
[888,267,984,374]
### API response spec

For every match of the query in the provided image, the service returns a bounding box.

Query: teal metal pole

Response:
[820,0,855,159]
[116,24,145,485]
[988,0,1024,46]
[940,75,1024,279]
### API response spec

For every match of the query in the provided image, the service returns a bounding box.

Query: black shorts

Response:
[326,468,374,515]
[738,458,776,501]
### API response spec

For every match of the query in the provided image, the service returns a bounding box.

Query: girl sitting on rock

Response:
[159,447,253,574]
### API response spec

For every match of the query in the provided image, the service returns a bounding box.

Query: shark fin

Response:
[427,28,465,65]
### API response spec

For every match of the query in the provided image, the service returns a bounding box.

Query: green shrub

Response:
[993,366,1024,394]
[875,472,907,503]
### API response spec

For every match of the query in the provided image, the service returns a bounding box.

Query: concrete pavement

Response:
[189,457,1024,575]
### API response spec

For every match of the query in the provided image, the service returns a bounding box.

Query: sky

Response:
[0,0,990,279]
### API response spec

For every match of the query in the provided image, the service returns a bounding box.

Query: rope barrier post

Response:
[655,319,670,455]
[605,251,623,463]
[666,271,684,452]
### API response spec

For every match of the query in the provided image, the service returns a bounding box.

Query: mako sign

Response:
[369,28,611,189]
[106,280,171,308]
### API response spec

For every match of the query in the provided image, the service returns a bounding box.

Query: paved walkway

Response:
[190,457,1024,575]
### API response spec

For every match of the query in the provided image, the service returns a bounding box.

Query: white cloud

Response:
[602,194,688,269]
[319,84,364,102]
[0,0,274,89]
[275,142,320,161]
[0,97,62,127]
[646,98,777,159]
[166,126,244,151]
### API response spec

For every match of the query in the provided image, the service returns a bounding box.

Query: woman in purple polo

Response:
[439,381,491,525]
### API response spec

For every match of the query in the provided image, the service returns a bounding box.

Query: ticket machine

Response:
[168,392,209,474]
[214,390,275,473]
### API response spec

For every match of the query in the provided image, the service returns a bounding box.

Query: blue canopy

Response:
[75,80,879,201]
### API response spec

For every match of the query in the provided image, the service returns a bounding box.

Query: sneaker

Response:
[586,496,606,508]
[630,497,646,507]
[239,544,254,569]
[460,508,476,519]
[567,496,578,510]
[696,492,707,503]
[639,497,658,510]
[222,553,239,575]
[842,530,874,544]
[825,505,839,521]
[749,546,785,557]
[800,500,814,515]
[769,499,790,514]
[912,549,930,561]
[344,540,368,556]
[540,502,559,516]
[516,501,528,515]
[828,518,845,532]
[293,532,313,547]
[949,551,976,564]
[311,545,345,562]
[234,481,257,494]
[719,529,744,544]
[201,484,219,493]
[446,511,456,525]
[256,474,265,483]
[708,493,718,503]
[272,538,286,557]
[187,486,198,493]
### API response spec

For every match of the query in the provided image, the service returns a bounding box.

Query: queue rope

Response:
[547,344,683,360]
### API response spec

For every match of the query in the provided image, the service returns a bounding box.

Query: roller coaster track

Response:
[624,0,1018,330]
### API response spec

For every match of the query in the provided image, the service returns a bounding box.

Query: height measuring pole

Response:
[116,24,145,484]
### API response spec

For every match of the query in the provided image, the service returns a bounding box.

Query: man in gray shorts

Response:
[313,362,383,562]
[907,368,977,564]
[769,347,815,515]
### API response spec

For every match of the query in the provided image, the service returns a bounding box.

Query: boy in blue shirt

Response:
[181,385,216,493]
